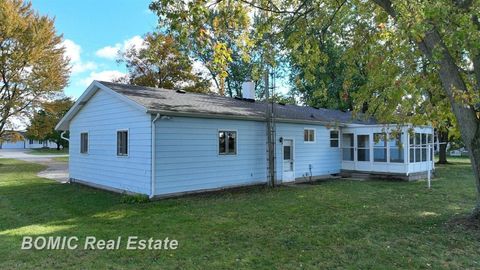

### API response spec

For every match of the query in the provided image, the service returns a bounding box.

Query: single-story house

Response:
[56,81,434,198]
[0,131,57,149]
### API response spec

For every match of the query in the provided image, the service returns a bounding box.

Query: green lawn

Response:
[28,148,68,155]
[0,158,479,269]
[52,156,68,162]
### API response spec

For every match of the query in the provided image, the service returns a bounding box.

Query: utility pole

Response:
[265,69,276,187]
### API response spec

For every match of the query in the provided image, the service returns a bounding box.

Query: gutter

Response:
[150,113,161,199]
[146,109,347,127]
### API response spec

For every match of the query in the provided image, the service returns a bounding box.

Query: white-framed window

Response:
[219,130,237,155]
[304,128,315,143]
[330,130,339,147]
[389,133,404,163]
[80,132,88,154]
[373,133,387,162]
[117,130,128,156]
[29,139,34,144]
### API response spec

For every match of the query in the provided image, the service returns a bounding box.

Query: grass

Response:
[52,156,68,162]
[0,158,479,269]
[28,148,68,155]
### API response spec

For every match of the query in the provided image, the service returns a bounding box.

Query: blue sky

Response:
[31,0,158,98]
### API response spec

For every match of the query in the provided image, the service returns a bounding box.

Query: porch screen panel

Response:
[389,133,404,163]
[373,133,387,162]
[357,135,370,161]
[342,133,354,161]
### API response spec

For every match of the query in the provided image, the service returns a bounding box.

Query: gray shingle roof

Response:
[99,81,375,125]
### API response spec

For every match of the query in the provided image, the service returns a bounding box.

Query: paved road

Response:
[0,149,69,183]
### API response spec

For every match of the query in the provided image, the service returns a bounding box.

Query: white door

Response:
[282,139,295,182]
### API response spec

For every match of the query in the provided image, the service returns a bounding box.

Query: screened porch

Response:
[340,125,434,178]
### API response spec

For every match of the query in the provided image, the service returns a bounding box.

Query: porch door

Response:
[282,139,295,182]
[355,133,371,171]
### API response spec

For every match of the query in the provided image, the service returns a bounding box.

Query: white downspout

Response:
[150,113,161,199]
[60,131,69,142]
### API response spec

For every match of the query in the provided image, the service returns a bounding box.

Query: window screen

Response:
[219,131,236,155]
[80,132,88,154]
[117,130,128,156]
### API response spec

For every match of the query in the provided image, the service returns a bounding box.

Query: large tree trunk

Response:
[418,29,480,219]
[373,0,480,219]
[437,130,449,164]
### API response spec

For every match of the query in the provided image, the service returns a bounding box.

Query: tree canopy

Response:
[117,33,211,93]
[26,97,74,150]
[0,0,70,138]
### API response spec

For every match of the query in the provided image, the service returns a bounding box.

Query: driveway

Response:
[0,149,69,183]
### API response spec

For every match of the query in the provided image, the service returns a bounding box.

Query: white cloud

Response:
[95,46,120,60]
[80,70,126,86]
[71,61,98,74]
[95,35,145,60]
[61,39,97,74]
[62,39,81,63]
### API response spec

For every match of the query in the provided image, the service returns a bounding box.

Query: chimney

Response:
[241,81,255,100]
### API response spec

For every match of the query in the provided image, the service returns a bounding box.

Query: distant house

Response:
[0,131,56,149]
[56,81,434,198]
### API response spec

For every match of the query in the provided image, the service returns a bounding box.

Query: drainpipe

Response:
[60,131,69,142]
[150,113,161,199]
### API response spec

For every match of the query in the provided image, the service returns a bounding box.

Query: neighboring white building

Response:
[56,81,435,198]
[0,131,57,149]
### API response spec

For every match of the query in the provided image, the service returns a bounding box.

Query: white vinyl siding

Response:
[69,88,151,195]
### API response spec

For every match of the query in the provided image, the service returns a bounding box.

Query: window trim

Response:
[218,129,238,156]
[80,131,89,154]
[329,130,339,148]
[116,129,129,157]
[303,128,316,143]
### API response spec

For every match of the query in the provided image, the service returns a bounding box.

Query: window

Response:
[29,139,33,145]
[428,134,433,161]
[409,134,414,162]
[357,134,370,161]
[80,132,88,154]
[415,133,421,162]
[373,133,387,162]
[330,130,339,147]
[219,131,236,155]
[342,133,354,161]
[304,129,315,142]
[421,133,427,162]
[389,133,404,163]
[117,130,128,156]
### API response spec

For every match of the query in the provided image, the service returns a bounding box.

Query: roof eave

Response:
[146,109,347,127]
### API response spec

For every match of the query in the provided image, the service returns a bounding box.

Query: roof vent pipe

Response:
[241,81,255,100]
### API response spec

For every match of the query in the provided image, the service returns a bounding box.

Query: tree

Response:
[117,33,210,93]
[149,0,284,97]
[26,98,73,150]
[0,0,70,139]
[367,0,480,219]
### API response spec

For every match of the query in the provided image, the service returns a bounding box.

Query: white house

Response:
[56,81,434,198]
[0,131,57,149]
